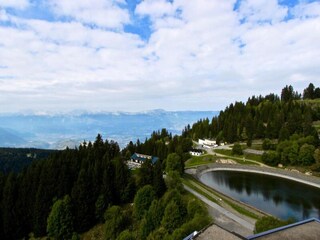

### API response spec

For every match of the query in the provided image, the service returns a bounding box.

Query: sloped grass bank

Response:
[183,174,260,220]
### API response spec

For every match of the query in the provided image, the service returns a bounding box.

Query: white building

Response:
[189,149,203,156]
[198,139,217,148]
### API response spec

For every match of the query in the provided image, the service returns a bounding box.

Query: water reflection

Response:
[200,170,320,220]
[272,194,283,206]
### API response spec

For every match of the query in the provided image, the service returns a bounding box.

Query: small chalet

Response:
[130,153,159,167]
[189,149,203,156]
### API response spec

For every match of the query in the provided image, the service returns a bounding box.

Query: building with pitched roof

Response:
[129,153,159,168]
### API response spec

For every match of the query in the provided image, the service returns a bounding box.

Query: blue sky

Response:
[0,0,320,114]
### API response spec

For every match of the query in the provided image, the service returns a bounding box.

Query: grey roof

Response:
[131,153,159,164]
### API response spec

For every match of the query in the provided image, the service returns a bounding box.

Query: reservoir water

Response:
[200,170,320,221]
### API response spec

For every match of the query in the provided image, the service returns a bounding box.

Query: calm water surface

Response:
[200,170,320,221]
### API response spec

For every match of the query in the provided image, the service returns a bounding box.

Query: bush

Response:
[314,148,320,164]
[262,151,280,166]
[262,138,272,150]
[147,227,167,240]
[254,216,295,234]
[117,230,135,240]
[298,144,315,165]
[171,214,211,239]
[161,200,185,234]
[187,199,207,220]
[232,143,243,155]
[104,206,129,240]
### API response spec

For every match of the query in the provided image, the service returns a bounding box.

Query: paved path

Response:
[243,149,265,156]
[184,185,255,231]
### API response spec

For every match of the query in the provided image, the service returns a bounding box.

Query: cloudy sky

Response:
[0,0,319,113]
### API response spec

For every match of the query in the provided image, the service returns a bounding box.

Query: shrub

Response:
[232,143,243,155]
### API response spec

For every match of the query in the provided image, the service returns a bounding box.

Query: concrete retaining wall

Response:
[196,163,320,189]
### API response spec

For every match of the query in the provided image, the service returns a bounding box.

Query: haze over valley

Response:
[0,110,217,149]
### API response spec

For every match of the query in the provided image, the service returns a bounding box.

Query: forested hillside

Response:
[183,83,320,143]
[0,136,133,239]
[183,83,320,168]
[0,131,205,239]
[0,148,56,173]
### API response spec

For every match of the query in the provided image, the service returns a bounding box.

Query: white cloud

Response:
[0,9,9,21]
[136,1,242,94]
[291,1,320,19]
[136,0,176,18]
[49,0,130,29]
[237,0,288,24]
[0,0,320,113]
[0,0,29,9]
[0,14,149,113]
[133,0,320,110]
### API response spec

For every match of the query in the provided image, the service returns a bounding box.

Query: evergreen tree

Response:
[314,148,320,164]
[96,159,116,222]
[165,153,183,176]
[315,87,320,98]
[288,142,299,165]
[133,185,155,220]
[71,169,95,232]
[245,115,254,142]
[2,173,18,239]
[104,206,128,240]
[153,161,166,198]
[255,120,266,139]
[279,126,290,141]
[0,172,5,239]
[281,85,300,102]
[303,83,315,99]
[161,200,185,234]
[165,171,184,192]
[139,199,164,239]
[137,159,154,188]
[33,163,58,237]
[114,158,131,203]
[47,195,74,240]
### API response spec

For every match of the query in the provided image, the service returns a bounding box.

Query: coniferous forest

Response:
[0,130,201,239]
[183,83,320,168]
[0,83,319,239]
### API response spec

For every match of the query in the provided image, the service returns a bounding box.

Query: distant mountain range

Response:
[0,110,218,149]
